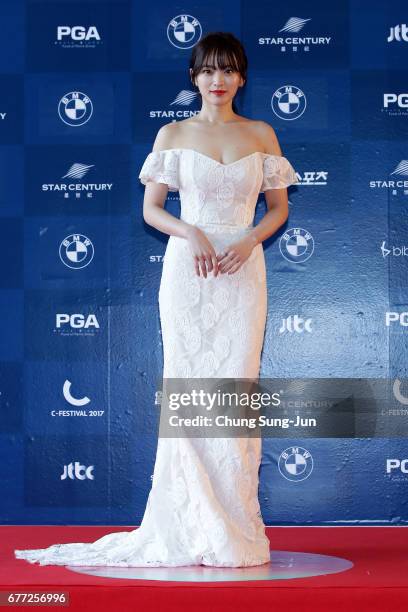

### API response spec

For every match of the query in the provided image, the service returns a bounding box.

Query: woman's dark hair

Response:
[189,32,248,114]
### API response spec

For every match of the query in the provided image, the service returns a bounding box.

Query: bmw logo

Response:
[271,85,306,120]
[59,234,94,269]
[279,227,314,263]
[58,91,93,126]
[278,446,314,482]
[167,15,202,49]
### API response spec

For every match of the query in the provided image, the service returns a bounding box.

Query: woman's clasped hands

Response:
[185,226,257,278]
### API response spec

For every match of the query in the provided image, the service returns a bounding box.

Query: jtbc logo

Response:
[385,312,408,326]
[387,24,408,42]
[386,459,408,473]
[279,315,312,334]
[57,26,100,41]
[61,462,94,480]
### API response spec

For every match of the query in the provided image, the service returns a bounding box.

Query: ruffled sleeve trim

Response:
[260,154,299,192]
[138,149,180,192]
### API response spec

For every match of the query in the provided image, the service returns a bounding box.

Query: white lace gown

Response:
[15,148,298,568]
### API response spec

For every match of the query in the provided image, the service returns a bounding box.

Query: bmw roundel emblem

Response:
[278,446,314,481]
[271,85,306,120]
[279,227,314,263]
[167,14,202,49]
[58,91,93,126]
[59,234,94,269]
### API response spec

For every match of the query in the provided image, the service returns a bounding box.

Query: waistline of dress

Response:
[193,222,254,231]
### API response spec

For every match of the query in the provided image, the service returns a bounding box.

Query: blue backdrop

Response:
[1,0,408,526]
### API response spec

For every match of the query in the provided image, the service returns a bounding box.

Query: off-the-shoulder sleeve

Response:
[260,154,299,192]
[138,149,179,192]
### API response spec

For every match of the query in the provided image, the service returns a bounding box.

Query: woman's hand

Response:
[185,226,219,278]
[217,235,258,275]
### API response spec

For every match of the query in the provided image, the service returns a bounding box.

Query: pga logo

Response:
[385,312,408,326]
[57,26,101,41]
[386,459,408,474]
[56,314,100,329]
[383,94,408,108]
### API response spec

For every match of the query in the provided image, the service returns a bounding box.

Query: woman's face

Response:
[190,58,244,108]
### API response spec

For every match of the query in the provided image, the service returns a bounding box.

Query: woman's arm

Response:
[141,123,220,277]
[142,123,192,240]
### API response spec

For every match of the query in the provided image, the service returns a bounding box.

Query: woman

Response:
[15,31,298,567]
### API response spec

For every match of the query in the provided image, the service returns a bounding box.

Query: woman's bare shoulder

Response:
[251,120,282,155]
[152,121,181,152]
[251,119,276,138]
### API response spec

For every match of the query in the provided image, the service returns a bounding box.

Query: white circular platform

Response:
[67,550,354,582]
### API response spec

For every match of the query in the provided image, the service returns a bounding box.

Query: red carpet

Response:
[2,526,407,611]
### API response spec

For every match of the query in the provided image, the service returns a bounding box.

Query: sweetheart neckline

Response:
[151,148,281,167]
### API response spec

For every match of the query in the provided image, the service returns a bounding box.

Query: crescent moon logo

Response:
[393,379,408,405]
[63,380,91,406]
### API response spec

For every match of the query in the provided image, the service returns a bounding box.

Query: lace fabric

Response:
[260,153,299,192]
[139,149,180,192]
[15,147,298,568]
[138,148,298,195]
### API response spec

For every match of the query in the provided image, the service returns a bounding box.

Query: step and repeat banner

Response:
[1,0,408,525]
